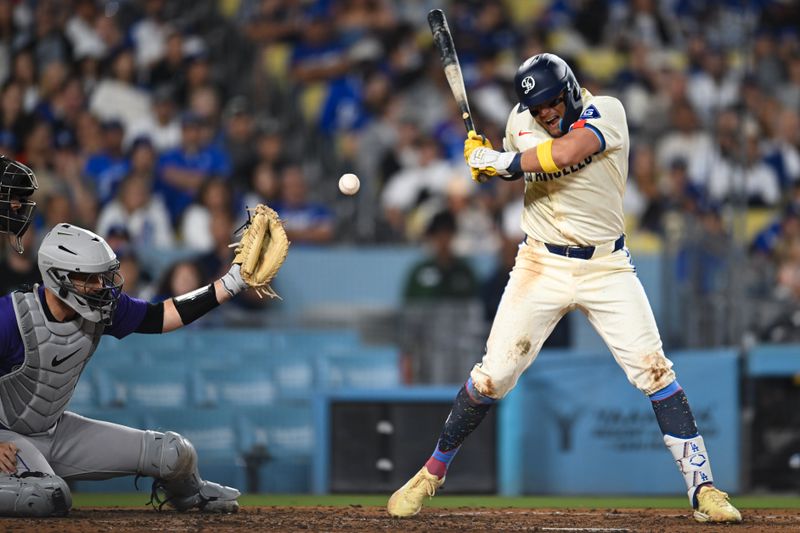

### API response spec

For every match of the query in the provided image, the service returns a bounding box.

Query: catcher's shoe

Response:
[387,467,444,518]
[150,479,240,513]
[693,486,742,523]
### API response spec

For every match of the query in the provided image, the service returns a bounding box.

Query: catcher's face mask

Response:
[0,156,38,253]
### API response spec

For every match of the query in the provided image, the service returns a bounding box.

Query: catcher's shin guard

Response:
[139,430,240,513]
[0,472,71,517]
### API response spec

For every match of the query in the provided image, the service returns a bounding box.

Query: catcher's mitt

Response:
[231,204,290,298]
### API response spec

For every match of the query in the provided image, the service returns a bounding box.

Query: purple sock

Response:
[425,442,459,479]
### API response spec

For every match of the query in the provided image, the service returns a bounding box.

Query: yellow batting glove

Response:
[464,130,494,182]
[463,130,493,163]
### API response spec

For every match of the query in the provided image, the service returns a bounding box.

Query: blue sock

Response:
[649,381,698,438]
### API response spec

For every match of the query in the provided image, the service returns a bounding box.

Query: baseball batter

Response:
[0,218,282,517]
[388,53,741,523]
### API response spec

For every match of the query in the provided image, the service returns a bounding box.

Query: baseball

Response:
[338,173,360,195]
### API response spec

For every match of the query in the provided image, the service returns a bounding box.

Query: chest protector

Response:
[0,287,103,434]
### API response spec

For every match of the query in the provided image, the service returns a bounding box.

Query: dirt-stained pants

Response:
[470,238,675,399]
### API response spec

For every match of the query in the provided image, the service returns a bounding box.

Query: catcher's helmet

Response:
[38,224,124,324]
[514,53,583,133]
[0,155,38,253]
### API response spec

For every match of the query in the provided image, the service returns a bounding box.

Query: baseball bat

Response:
[428,9,474,133]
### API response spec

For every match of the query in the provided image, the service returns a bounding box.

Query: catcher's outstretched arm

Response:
[161,279,236,332]
[136,278,236,334]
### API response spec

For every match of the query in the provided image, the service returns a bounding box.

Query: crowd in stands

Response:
[0,0,799,343]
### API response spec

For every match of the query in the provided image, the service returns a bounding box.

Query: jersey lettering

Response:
[526,156,594,182]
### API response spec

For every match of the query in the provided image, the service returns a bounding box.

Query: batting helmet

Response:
[38,224,124,324]
[0,155,38,253]
[514,53,583,133]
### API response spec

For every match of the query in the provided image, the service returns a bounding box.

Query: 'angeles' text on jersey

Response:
[528,156,594,182]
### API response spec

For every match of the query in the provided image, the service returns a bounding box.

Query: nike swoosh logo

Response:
[518,131,534,136]
[51,348,82,367]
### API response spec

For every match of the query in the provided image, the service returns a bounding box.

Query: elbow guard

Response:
[172,284,219,325]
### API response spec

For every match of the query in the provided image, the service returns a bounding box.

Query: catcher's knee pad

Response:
[0,472,71,517]
[139,430,197,481]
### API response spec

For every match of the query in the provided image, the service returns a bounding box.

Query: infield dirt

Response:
[6,506,800,532]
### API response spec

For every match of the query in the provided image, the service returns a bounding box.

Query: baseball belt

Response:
[526,235,625,260]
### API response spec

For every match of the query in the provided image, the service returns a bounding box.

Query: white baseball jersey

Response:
[503,89,630,246]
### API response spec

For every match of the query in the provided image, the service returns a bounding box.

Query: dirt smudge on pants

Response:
[508,338,532,364]
[644,351,674,392]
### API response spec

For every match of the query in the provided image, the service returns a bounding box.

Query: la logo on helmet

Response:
[521,76,536,94]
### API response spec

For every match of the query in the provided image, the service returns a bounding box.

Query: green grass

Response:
[72,493,800,509]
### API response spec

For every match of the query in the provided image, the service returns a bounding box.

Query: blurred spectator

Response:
[181,178,235,252]
[65,0,105,62]
[40,190,73,232]
[148,29,186,95]
[0,80,31,147]
[628,144,669,234]
[381,136,460,238]
[254,123,291,176]
[10,49,38,112]
[125,84,181,152]
[403,210,478,301]
[131,0,169,72]
[116,246,154,301]
[195,208,237,283]
[154,259,204,301]
[242,161,281,212]
[655,99,714,178]
[95,171,174,250]
[0,226,40,295]
[445,177,500,256]
[155,111,230,224]
[273,165,334,244]
[686,46,740,126]
[763,109,800,192]
[223,96,257,189]
[83,118,127,205]
[89,46,152,130]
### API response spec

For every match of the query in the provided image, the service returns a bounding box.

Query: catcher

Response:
[0,204,289,516]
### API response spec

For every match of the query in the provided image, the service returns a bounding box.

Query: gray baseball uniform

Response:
[0,285,148,478]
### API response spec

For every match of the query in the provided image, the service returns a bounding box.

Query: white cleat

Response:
[387,467,444,518]
[693,486,742,523]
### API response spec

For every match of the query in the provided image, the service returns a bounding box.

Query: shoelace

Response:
[704,489,731,507]
[411,474,439,498]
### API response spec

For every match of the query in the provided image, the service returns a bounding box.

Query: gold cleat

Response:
[693,486,742,523]
[387,467,444,518]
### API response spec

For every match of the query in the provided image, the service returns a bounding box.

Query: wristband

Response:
[220,263,248,297]
[507,153,522,174]
[536,139,560,173]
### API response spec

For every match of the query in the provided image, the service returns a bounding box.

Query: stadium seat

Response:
[237,405,314,458]
[267,353,317,398]
[271,329,360,354]
[94,364,199,408]
[197,367,276,407]
[319,346,401,389]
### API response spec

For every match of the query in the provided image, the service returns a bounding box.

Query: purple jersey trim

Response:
[0,287,148,377]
